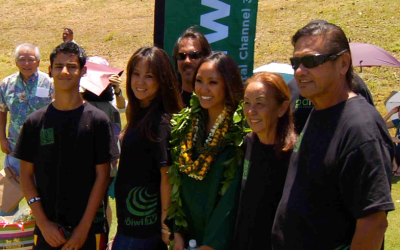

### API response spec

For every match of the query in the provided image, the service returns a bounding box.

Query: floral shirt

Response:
[0,70,53,147]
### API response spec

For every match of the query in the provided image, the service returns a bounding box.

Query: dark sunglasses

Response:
[290,50,348,70]
[176,51,203,60]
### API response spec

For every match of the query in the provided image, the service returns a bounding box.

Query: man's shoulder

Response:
[338,96,391,143]
[1,72,20,86]
[28,104,51,119]
[83,102,111,122]
[342,96,382,124]
[37,70,51,79]
[23,104,51,128]
[36,71,52,88]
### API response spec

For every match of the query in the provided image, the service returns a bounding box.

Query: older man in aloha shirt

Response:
[0,70,53,170]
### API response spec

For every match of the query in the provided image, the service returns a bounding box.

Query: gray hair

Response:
[14,43,41,61]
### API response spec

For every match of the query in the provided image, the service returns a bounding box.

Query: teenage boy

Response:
[15,42,119,250]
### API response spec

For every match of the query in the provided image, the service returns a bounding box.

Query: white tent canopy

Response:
[253,63,294,83]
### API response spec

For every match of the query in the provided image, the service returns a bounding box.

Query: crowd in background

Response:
[0,21,395,250]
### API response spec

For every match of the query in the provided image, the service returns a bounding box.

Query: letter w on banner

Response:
[154,0,259,81]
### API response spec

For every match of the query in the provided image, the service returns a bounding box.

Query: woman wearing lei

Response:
[169,52,245,250]
[113,47,183,249]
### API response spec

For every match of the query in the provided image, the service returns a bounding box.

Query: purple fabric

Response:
[350,42,400,67]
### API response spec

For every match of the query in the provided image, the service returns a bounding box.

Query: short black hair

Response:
[50,42,86,69]
[292,20,353,89]
[63,27,74,35]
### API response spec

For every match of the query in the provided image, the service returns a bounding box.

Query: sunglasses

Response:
[176,51,203,61]
[290,50,348,70]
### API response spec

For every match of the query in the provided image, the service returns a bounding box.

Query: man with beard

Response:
[172,26,212,107]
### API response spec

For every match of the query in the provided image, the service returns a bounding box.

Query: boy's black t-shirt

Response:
[272,96,395,250]
[13,103,119,233]
[235,134,290,250]
[115,106,171,239]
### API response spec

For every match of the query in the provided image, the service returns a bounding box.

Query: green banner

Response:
[162,0,258,81]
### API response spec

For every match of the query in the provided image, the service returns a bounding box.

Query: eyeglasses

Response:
[176,51,203,61]
[290,50,348,70]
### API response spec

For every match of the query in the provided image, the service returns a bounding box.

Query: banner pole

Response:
[154,0,166,49]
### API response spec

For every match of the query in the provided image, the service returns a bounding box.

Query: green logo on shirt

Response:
[293,132,303,153]
[125,187,158,226]
[295,98,314,109]
[126,187,158,217]
[40,128,54,146]
[243,159,250,180]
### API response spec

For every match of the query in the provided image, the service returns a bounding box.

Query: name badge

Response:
[36,87,49,98]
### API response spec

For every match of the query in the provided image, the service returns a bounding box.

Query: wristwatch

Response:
[115,89,122,96]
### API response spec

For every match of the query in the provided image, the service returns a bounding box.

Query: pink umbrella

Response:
[80,61,123,96]
[350,42,400,69]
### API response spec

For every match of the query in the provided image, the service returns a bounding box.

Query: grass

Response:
[0,0,399,248]
[387,176,400,250]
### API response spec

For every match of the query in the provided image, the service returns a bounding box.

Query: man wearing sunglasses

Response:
[172,26,212,107]
[272,20,394,250]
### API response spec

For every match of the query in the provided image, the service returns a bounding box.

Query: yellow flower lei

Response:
[178,115,231,180]
[166,94,246,233]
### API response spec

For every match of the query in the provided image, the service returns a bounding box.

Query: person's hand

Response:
[173,232,185,250]
[61,224,89,250]
[0,137,11,154]
[161,223,171,245]
[200,246,215,250]
[109,74,121,90]
[38,221,66,248]
[389,106,400,115]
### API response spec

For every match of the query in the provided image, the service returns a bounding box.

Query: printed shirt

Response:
[0,70,53,147]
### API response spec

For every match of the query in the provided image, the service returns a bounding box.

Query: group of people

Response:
[0,20,395,250]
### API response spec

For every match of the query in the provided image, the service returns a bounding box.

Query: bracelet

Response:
[27,196,41,205]
[161,228,171,235]
[115,89,122,96]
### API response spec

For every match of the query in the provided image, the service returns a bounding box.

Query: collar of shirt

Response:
[19,70,39,85]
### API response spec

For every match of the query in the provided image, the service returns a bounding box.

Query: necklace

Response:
[179,108,231,180]
[167,94,246,232]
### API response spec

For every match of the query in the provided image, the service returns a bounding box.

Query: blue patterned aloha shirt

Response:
[0,70,53,147]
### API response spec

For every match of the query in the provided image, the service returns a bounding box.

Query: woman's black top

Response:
[234,133,291,250]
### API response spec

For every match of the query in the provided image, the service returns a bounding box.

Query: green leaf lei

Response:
[167,94,247,232]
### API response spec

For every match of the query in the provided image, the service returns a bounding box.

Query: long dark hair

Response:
[194,52,244,111]
[124,46,183,141]
[245,72,297,155]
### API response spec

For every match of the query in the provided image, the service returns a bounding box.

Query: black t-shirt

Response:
[181,90,192,108]
[288,78,314,135]
[13,103,119,232]
[288,73,375,134]
[272,96,395,250]
[234,134,290,250]
[115,106,171,239]
[352,73,374,105]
